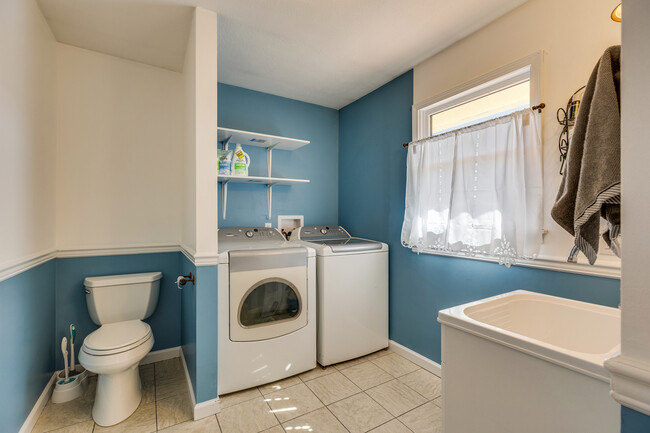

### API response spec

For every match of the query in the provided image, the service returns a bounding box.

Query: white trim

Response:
[140,346,181,365]
[180,348,196,408]
[180,244,197,265]
[57,244,180,258]
[605,354,650,416]
[412,248,620,279]
[179,244,220,267]
[1,243,219,283]
[389,340,442,377]
[180,347,221,419]
[0,249,56,283]
[193,398,221,420]
[18,371,58,433]
[413,51,543,140]
[193,251,221,267]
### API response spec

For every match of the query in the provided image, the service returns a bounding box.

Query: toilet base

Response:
[93,365,142,426]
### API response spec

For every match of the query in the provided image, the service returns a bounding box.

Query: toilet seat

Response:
[83,320,152,356]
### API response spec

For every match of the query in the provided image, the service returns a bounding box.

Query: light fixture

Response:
[611,3,621,22]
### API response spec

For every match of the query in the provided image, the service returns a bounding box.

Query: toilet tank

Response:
[84,272,162,325]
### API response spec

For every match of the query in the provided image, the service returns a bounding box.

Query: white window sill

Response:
[409,248,621,279]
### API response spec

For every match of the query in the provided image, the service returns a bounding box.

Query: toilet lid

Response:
[83,320,152,355]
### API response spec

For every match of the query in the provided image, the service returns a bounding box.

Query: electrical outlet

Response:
[264,222,272,228]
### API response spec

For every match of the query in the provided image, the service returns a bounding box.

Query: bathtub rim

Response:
[438,290,620,383]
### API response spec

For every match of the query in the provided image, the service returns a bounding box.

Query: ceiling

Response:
[37,0,529,109]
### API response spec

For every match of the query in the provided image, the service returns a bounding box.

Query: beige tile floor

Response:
[33,350,442,433]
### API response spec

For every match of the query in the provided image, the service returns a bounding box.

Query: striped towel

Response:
[551,45,621,265]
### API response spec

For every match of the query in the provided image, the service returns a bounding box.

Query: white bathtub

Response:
[438,290,620,433]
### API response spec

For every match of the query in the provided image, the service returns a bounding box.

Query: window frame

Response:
[408,51,621,278]
[413,52,543,140]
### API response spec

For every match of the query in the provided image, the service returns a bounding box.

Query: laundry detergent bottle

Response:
[231,143,251,176]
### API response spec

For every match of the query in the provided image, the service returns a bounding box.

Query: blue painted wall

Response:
[218,83,339,227]
[194,265,218,403]
[179,255,218,403]
[55,253,182,370]
[0,260,56,433]
[338,70,621,363]
[180,254,197,400]
[622,407,650,432]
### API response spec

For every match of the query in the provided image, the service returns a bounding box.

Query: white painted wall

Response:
[605,0,650,416]
[181,7,218,263]
[182,9,197,255]
[413,0,621,271]
[0,0,57,270]
[56,44,184,251]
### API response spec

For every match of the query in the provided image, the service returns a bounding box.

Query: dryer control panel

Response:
[218,227,285,242]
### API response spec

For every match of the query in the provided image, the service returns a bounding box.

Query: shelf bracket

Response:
[222,179,230,219]
[222,135,232,151]
[267,184,273,220]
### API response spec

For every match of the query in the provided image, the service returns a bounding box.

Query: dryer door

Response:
[229,248,308,342]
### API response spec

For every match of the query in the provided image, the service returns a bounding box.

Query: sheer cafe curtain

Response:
[401,109,543,267]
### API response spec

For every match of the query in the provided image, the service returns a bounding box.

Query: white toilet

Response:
[78,272,162,426]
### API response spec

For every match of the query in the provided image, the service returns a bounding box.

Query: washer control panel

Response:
[218,227,285,241]
[297,225,349,241]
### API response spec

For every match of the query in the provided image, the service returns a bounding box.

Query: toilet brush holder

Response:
[52,367,88,404]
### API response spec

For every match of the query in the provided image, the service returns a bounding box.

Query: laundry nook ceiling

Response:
[37,0,529,108]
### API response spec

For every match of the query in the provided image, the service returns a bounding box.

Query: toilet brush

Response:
[69,324,76,372]
[61,337,69,384]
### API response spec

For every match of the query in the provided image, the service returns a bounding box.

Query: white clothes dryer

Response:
[291,226,388,366]
[218,227,316,395]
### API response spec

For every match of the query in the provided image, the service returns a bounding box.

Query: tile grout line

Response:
[338,364,396,392]
[293,375,353,433]
[296,369,398,433]
[362,369,440,423]
[220,352,400,433]
[260,385,284,431]
[370,417,415,433]
[213,414,223,433]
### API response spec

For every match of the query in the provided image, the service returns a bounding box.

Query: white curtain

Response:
[401,109,543,267]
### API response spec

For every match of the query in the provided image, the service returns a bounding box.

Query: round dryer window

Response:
[239,279,301,327]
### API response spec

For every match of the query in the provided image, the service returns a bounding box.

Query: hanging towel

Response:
[551,45,621,265]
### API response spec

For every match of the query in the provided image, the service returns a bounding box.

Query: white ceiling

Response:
[37,0,529,109]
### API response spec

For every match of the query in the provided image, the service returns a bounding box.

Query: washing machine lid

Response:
[321,238,383,253]
[83,320,152,355]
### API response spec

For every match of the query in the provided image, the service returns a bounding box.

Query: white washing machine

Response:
[291,225,388,366]
[218,227,316,395]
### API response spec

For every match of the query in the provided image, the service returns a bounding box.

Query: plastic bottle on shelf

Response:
[231,143,250,176]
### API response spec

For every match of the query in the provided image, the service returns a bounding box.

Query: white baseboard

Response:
[193,397,221,420]
[140,346,181,365]
[19,371,58,433]
[389,340,442,377]
[180,347,220,420]
[179,348,196,408]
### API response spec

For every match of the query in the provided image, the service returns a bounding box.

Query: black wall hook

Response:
[178,272,195,286]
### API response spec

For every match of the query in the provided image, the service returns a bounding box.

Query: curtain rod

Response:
[402,103,546,147]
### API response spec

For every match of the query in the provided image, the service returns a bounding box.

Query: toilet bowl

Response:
[78,272,161,426]
[79,320,154,426]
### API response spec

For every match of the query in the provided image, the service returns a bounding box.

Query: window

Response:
[416,55,540,139]
[404,55,543,267]
[430,81,530,134]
